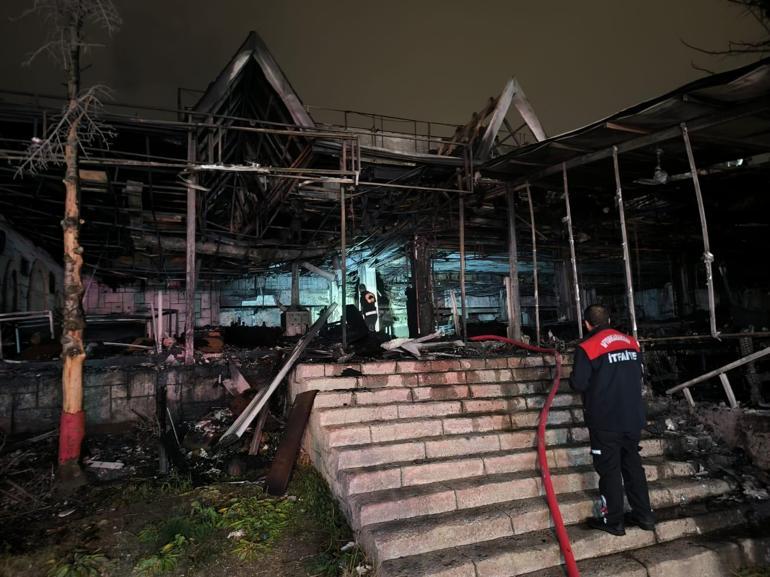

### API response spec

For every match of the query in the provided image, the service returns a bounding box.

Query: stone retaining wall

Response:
[0,359,229,434]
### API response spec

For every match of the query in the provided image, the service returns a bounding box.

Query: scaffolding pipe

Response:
[681,123,719,340]
[526,183,541,345]
[562,163,583,338]
[612,147,638,339]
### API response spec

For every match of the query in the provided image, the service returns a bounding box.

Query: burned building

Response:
[1,30,769,577]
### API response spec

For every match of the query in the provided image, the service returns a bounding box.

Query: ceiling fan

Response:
[634,148,669,186]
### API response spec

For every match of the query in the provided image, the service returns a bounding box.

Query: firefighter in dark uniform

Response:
[359,284,378,331]
[570,304,655,536]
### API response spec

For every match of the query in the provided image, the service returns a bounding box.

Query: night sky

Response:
[0,0,765,136]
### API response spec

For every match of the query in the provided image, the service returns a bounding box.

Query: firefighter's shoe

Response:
[624,512,656,531]
[586,516,626,536]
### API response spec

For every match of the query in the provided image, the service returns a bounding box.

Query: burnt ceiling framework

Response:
[0,32,767,322]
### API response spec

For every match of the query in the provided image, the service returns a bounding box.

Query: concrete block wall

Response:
[0,360,228,434]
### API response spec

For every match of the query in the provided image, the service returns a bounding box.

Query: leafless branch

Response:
[690,60,719,75]
[15,0,122,67]
[15,84,116,176]
[681,0,770,63]
[728,0,770,34]
[682,37,770,56]
[13,0,121,177]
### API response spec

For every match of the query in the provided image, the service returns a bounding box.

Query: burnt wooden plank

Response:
[265,390,317,496]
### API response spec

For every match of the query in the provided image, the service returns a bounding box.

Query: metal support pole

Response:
[504,276,514,336]
[184,123,197,365]
[681,123,719,340]
[506,186,521,340]
[411,236,435,337]
[157,289,164,353]
[412,238,421,336]
[340,141,348,349]
[291,262,300,307]
[526,183,541,345]
[340,197,347,346]
[459,188,467,339]
[340,147,348,349]
[562,163,583,338]
[612,147,638,339]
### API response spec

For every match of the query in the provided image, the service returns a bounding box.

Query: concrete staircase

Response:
[290,354,770,576]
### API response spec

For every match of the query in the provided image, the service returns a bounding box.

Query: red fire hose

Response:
[470,335,580,577]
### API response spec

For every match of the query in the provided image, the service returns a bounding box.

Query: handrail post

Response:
[562,163,583,338]
[612,147,638,339]
[525,183,541,345]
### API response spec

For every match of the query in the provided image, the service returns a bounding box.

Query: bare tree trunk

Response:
[58,22,87,482]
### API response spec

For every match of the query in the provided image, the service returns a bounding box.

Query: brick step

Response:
[321,407,586,450]
[325,420,592,472]
[312,380,576,409]
[295,355,570,380]
[362,476,733,565]
[521,533,770,577]
[348,458,698,529]
[378,502,759,577]
[313,395,583,427]
[315,397,580,428]
[339,437,668,496]
[292,364,573,398]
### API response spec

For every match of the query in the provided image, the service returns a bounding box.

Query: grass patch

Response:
[133,535,188,577]
[132,486,298,574]
[2,466,367,577]
[45,549,110,577]
[221,495,294,560]
[290,466,369,577]
[116,474,194,506]
[137,501,221,547]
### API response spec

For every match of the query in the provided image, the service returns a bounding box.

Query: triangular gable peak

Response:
[195,31,314,128]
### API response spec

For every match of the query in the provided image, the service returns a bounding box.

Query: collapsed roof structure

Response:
[0,29,768,363]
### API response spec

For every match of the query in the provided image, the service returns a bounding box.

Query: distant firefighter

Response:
[405,285,418,338]
[379,292,395,336]
[359,284,378,331]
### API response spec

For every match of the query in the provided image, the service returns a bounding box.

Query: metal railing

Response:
[0,310,54,359]
[665,346,770,408]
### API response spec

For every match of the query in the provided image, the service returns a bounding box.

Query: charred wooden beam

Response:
[135,234,327,264]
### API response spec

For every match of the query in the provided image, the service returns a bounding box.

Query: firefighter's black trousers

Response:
[589,429,654,526]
